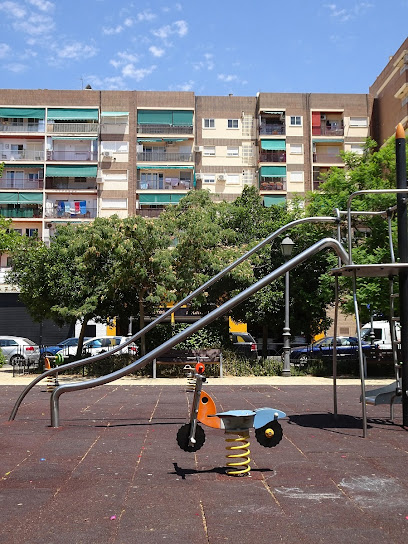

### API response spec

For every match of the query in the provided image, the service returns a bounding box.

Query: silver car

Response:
[0,336,41,366]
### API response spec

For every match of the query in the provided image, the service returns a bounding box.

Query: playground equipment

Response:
[8,125,408,436]
[176,362,286,476]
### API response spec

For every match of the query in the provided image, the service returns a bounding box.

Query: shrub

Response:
[0,348,6,368]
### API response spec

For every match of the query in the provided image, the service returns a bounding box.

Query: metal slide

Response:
[10,215,339,421]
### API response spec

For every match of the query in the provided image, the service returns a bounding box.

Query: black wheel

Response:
[176,423,206,452]
[255,420,283,448]
[10,354,25,366]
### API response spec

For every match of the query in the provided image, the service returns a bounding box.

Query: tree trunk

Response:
[262,324,268,359]
[77,316,91,357]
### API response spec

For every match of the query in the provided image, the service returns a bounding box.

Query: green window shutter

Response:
[137,110,173,125]
[260,166,286,177]
[260,139,286,150]
[263,195,286,207]
[172,111,193,126]
[0,108,45,119]
[46,165,97,177]
[47,109,99,120]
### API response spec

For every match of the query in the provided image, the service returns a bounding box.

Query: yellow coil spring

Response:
[225,431,251,476]
[186,373,196,391]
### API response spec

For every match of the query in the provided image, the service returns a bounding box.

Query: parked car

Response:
[55,336,138,358]
[0,336,41,367]
[40,337,91,357]
[229,332,258,360]
[290,336,374,365]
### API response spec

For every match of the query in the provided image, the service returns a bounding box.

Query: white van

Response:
[360,320,400,351]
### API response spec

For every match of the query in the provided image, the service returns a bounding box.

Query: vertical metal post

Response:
[395,123,408,427]
[282,269,291,377]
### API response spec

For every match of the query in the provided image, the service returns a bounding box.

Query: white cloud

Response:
[57,42,98,60]
[169,80,195,92]
[137,9,156,22]
[123,17,133,27]
[27,0,55,11]
[0,43,11,58]
[0,1,26,18]
[152,19,188,40]
[13,13,55,36]
[218,74,238,83]
[110,50,140,68]
[121,63,156,81]
[149,45,165,57]
[102,25,123,35]
[4,62,27,73]
[324,2,373,22]
[193,53,214,71]
[85,74,127,91]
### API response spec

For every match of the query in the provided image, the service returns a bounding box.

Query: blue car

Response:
[290,336,374,365]
[40,337,90,357]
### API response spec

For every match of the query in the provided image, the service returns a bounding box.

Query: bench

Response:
[152,348,223,378]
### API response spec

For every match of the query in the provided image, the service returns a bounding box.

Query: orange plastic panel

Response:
[197,390,221,429]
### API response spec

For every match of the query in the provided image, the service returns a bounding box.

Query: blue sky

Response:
[0,0,407,95]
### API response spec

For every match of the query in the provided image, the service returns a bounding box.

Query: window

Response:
[290,171,304,182]
[227,119,239,129]
[203,174,215,183]
[349,117,368,127]
[290,116,302,126]
[203,118,215,128]
[203,146,215,156]
[242,170,254,185]
[26,228,38,237]
[290,144,303,154]
[350,144,364,155]
[226,174,240,185]
[227,146,239,157]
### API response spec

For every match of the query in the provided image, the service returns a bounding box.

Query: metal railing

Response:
[137,124,193,134]
[0,207,42,218]
[45,205,97,219]
[137,180,192,190]
[259,180,286,191]
[45,180,97,191]
[47,150,98,161]
[47,123,98,134]
[137,152,193,162]
[135,208,165,218]
[0,150,44,161]
[0,178,43,190]
[0,122,44,133]
[313,152,344,164]
[312,126,344,136]
[259,151,286,163]
[259,125,285,135]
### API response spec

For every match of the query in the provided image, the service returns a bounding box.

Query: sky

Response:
[0,0,407,96]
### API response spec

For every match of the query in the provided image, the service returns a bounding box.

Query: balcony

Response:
[137,152,193,162]
[46,177,97,191]
[47,150,98,161]
[137,179,192,190]
[0,150,44,161]
[46,123,99,134]
[259,151,286,163]
[312,125,344,137]
[135,208,165,218]
[0,177,43,190]
[259,179,286,191]
[313,152,343,164]
[0,121,44,133]
[259,124,285,135]
[0,206,42,218]
[137,124,193,135]
[45,202,97,219]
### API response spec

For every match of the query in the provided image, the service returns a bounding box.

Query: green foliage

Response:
[223,350,283,376]
[0,348,6,368]
[145,322,228,352]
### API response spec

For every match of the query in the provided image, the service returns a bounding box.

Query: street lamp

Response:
[280,236,295,377]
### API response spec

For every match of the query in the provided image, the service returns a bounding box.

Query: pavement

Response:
[0,365,407,543]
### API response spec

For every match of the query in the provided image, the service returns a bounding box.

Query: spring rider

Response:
[176,363,286,476]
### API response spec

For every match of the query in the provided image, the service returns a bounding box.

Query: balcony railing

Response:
[259,124,285,135]
[135,208,165,218]
[259,151,286,163]
[137,152,193,162]
[137,179,192,190]
[46,179,97,191]
[313,181,324,190]
[0,178,43,190]
[46,205,97,219]
[0,121,44,133]
[47,150,98,161]
[312,126,344,136]
[313,152,343,164]
[259,179,286,191]
[0,150,44,161]
[0,206,42,218]
[137,124,193,135]
[46,123,99,134]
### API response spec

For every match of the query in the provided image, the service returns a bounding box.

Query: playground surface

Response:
[0,369,407,543]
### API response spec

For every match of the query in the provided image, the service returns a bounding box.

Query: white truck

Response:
[360,320,401,351]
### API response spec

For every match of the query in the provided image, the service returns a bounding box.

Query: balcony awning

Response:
[137,138,189,143]
[262,111,284,115]
[263,195,286,207]
[47,108,99,121]
[46,165,98,177]
[51,136,98,140]
[139,193,184,205]
[0,108,45,119]
[4,164,43,169]
[137,110,193,126]
[260,139,286,150]
[137,165,194,170]
[101,111,129,116]
[260,166,286,177]
[0,192,43,204]
[312,138,344,143]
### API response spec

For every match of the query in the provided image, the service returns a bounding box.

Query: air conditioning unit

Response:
[217,174,226,181]
[196,173,203,180]
[194,146,204,152]
[320,114,326,120]
[96,178,103,184]
[102,151,111,157]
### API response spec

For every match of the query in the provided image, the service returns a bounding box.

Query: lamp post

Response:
[281,236,295,377]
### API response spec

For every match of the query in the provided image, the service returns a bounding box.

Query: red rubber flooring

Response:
[0,382,407,544]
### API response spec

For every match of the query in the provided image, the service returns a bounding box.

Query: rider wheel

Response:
[255,420,283,448]
[176,423,206,452]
